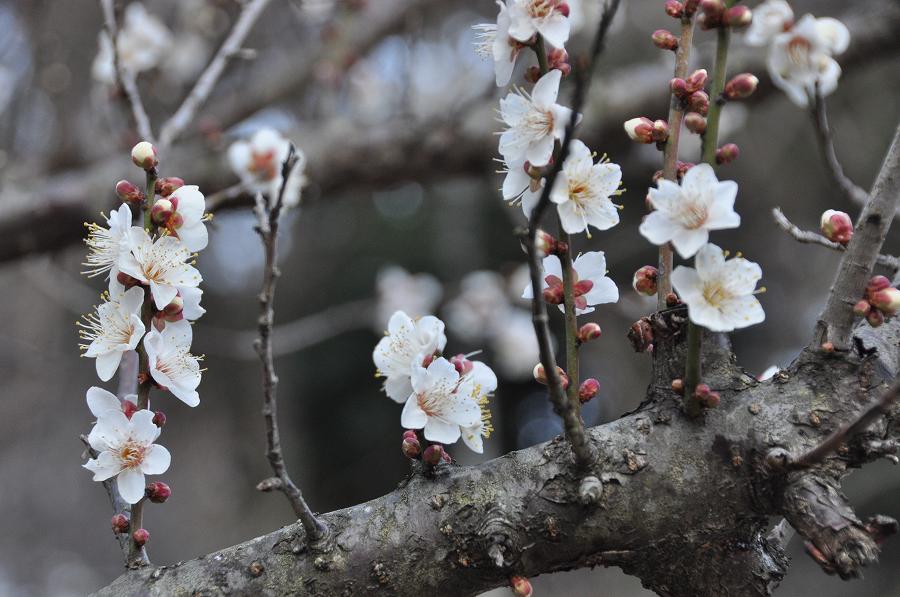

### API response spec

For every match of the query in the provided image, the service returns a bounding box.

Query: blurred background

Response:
[0,0,898,595]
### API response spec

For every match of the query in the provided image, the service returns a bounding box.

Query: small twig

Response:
[772,207,900,270]
[524,0,620,470]
[792,378,900,469]
[158,0,271,148]
[254,145,327,542]
[99,0,155,142]
[809,86,870,207]
[80,435,131,558]
[205,182,252,213]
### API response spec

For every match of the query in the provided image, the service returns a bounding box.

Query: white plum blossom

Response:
[375,266,443,331]
[767,14,850,107]
[159,185,208,252]
[507,0,571,49]
[500,155,542,216]
[374,311,447,403]
[144,319,202,407]
[473,1,523,87]
[401,357,482,444]
[92,3,172,84]
[83,409,171,504]
[498,69,576,168]
[83,204,133,278]
[459,361,498,454]
[86,386,137,419]
[671,243,765,332]
[639,163,740,259]
[119,228,201,310]
[522,251,619,315]
[550,139,622,236]
[743,0,793,47]
[79,285,146,381]
[227,128,306,208]
[178,286,206,321]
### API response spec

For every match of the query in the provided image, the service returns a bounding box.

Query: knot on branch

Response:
[476,508,520,569]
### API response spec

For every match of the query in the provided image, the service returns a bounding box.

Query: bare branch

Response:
[809,87,870,207]
[773,207,900,270]
[99,0,154,142]
[157,0,271,149]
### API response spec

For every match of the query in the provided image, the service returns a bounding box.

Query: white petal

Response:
[525,134,555,168]
[384,376,413,404]
[401,396,428,429]
[95,350,124,382]
[671,266,703,303]
[117,468,146,504]
[722,258,763,296]
[149,281,179,311]
[815,17,850,55]
[573,251,607,281]
[170,385,200,407]
[532,69,561,108]
[557,201,587,234]
[537,15,570,49]
[670,227,709,259]
[131,410,160,445]
[141,445,171,475]
[176,222,208,252]
[688,301,733,332]
[423,417,462,444]
[84,451,122,481]
[87,387,122,418]
[638,211,676,246]
[583,276,619,306]
[719,295,766,330]
[460,424,484,453]
[694,242,725,277]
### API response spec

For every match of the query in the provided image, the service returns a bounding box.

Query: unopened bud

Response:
[577,322,602,343]
[666,291,681,306]
[510,576,533,597]
[122,399,138,419]
[853,299,872,317]
[870,287,900,315]
[628,318,654,353]
[724,73,759,100]
[117,271,142,289]
[524,65,541,84]
[671,378,684,393]
[683,0,700,16]
[548,48,568,68]
[700,0,724,16]
[402,436,421,459]
[555,2,570,18]
[688,91,709,115]
[664,0,683,18]
[146,481,171,503]
[624,117,655,143]
[632,265,659,296]
[694,383,711,398]
[150,198,174,225]
[161,294,184,319]
[867,309,885,328]
[669,77,688,98]
[578,378,600,403]
[685,69,708,93]
[132,528,150,546]
[723,5,752,28]
[652,29,679,51]
[702,390,721,408]
[111,513,129,534]
[542,285,565,305]
[820,209,853,245]
[422,444,444,466]
[651,119,670,143]
[867,275,891,293]
[715,143,740,165]
[449,353,474,376]
[131,141,158,170]
[684,112,706,134]
[152,410,166,427]
[115,180,143,203]
[403,429,417,441]
[532,364,569,389]
[821,341,835,353]
[155,177,184,197]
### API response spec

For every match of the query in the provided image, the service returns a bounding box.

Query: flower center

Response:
[786,36,812,69]
[677,201,709,230]
[702,282,730,308]
[417,392,439,417]
[249,149,278,181]
[527,0,554,19]
[119,442,146,469]
[523,107,554,139]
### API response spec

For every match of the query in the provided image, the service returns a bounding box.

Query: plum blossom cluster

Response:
[854,276,900,329]
[744,0,850,107]
[228,128,307,209]
[373,311,497,455]
[80,142,208,547]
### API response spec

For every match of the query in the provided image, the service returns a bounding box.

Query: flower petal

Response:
[141,444,171,475]
[117,468,146,504]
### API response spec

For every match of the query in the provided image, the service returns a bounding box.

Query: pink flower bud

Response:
[867,275,891,293]
[624,117,655,143]
[700,0,724,16]
[685,69,708,93]
[402,436,421,459]
[684,112,707,134]
[666,291,682,306]
[577,322,602,343]
[652,29,679,51]
[115,180,143,203]
[450,353,474,376]
[122,400,138,419]
[702,390,721,408]
[510,576,533,597]
[578,378,600,403]
[542,285,565,305]
[724,73,759,100]
[715,143,740,165]
[683,0,700,16]
[403,429,417,441]
[146,481,171,503]
[548,48,568,68]
[675,161,694,180]
[628,318,654,353]
[853,299,872,317]
[132,528,150,546]
[694,383,711,398]
[155,177,184,197]
[651,119,670,143]
[867,309,885,328]
[632,265,659,296]
[665,0,684,18]
[723,5,752,28]
[870,287,900,315]
[669,77,688,98]
[688,91,709,115]
[671,378,684,393]
[152,411,166,427]
[111,513,129,534]
[150,198,174,225]
[131,141,158,170]
[532,364,568,389]
[422,444,444,466]
[819,209,853,245]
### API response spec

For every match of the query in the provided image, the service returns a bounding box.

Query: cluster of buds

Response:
[146,481,172,503]
[820,209,853,245]
[723,73,759,101]
[665,0,701,18]
[422,442,451,466]
[628,317,654,353]
[535,230,569,258]
[632,265,659,296]
[670,69,707,99]
[111,513,130,534]
[578,378,600,404]
[401,429,422,459]
[855,275,900,328]
[698,0,752,30]
[549,48,571,77]
[623,117,670,146]
[693,383,721,408]
[652,160,694,184]
[577,322,602,344]
[533,363,570,390]
[715,143,740,165]
[652,29,679,51]
[542,275,595,306]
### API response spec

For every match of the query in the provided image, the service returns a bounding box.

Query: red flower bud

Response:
[510,576,533,597]
[683,0,701,16]
[870,287,900,315]
[715,143,740,165]
[577,322,602,343]
[422,444,444,466]
[111,513,129,534]
[122,400,138,419]
[853,299,872,317]
[688,90,709,115]
[694,383,711,398]
[702,390,721,408]
[624,117,655,143]
[651,119,670,143]
[700,0,724,17]
[578,378,600,403]
[685,69,708,93]
[403,429,417,441]
[131,142,158,170]
[665,0,684,18]
[684,112,706,134]
[652,29,679,51]
[724,73,759,100]
[402,436,421,459]
[450,353,474,376]
[155,177,184,197]
[115,180,143,203]
[671,378,684,393]
[723,5,752,28]
[132,528,150,546]
[150,198,175,225]
[152,411,166,427]
[146,481,171,503]
[867,275,891,293]
[669,77,688,98]
[820,210,853,245]
[632,265,659,296]
[532,364,569,389]
[666,291,682,306]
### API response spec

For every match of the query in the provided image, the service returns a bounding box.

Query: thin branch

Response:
[809,86,870,208]
[772,207,900,270]
[814,124,900,348]
[253,145,327,542]
[792,377,900,469]
[80,435,131,559]
[157,0,271,148]
[205,182,252,213]
[524,0,619,470]
[99,0,154,142]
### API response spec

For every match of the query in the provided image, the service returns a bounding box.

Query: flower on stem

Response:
[83,409,171,504]
[632,265,659,296]
[639,163,740,258]
[522,251,619,315]
[624,117,655,144]
[144,319,202,407]
[498,69,577,168]
[119,228,201,310]
[671,243,765,332]
[473,1,526,87]
[83,204,133,278]
[86,386,138,419]
[820,209,853,245]
[507,0,572,49]
[459,361,498,454]
[744,0,793,47]
[549,140,623,236]
[373,311,448,403]
[227,128,307,208]
[131,141,158,170]
[400,357,482,445]
[152,185,208,252]
[78,286,146,381]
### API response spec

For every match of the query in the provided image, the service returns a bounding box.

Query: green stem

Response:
[559,227,581,417]
[534,36,549,75]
